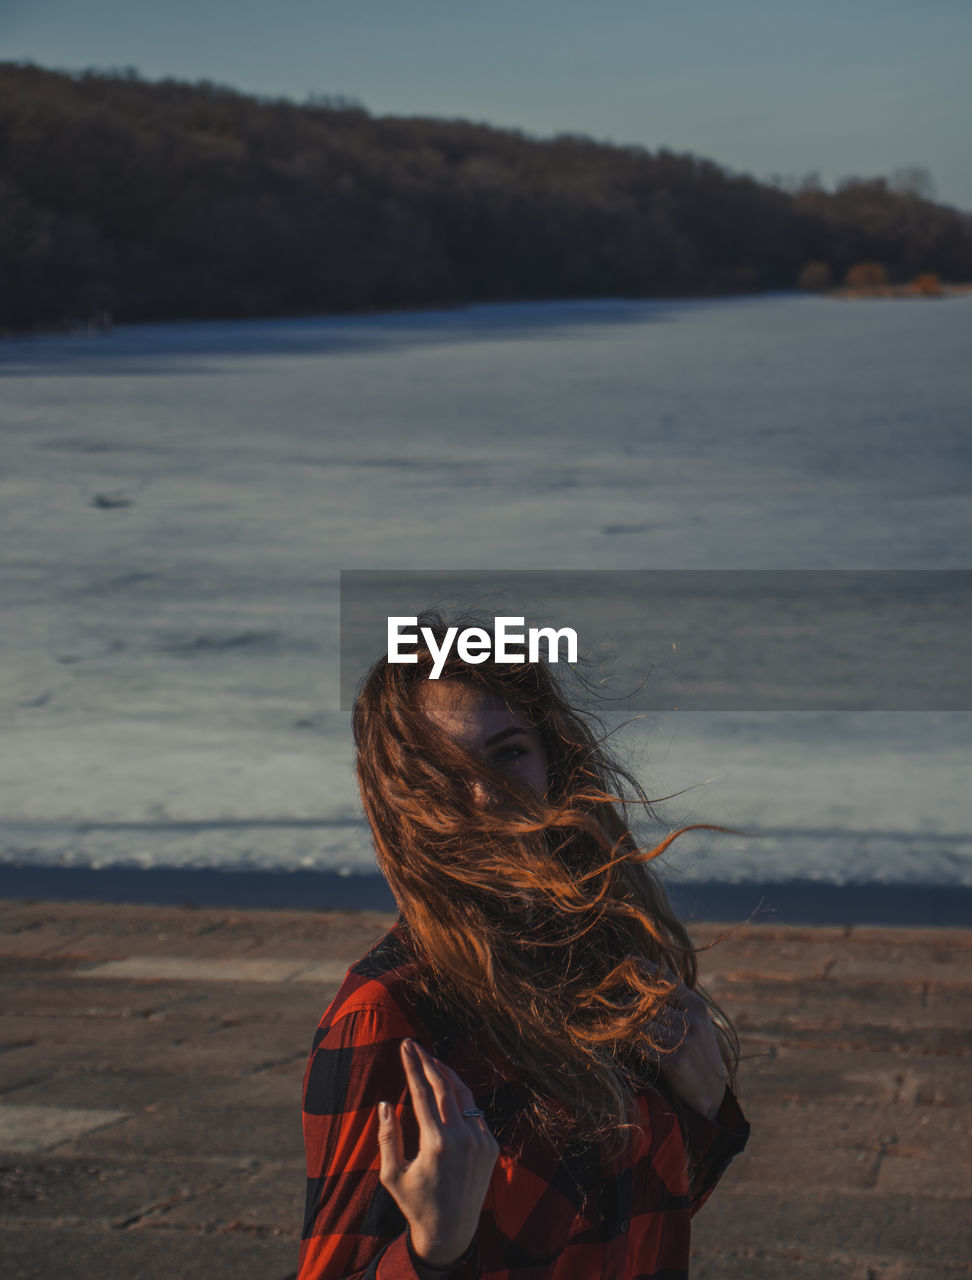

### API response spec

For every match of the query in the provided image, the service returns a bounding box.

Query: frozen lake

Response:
[2,293,970,889]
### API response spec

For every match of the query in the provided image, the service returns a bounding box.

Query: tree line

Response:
[2,62,970,332]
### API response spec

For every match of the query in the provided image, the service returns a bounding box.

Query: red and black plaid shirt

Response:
[299,924,748,1280]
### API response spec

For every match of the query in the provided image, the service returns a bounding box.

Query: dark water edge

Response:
[1,864,971,926]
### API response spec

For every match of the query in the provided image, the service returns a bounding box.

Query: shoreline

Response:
[2,863,972,926]
[5,284,971,342]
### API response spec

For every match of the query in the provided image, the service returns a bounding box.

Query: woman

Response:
[299,616,749,1280]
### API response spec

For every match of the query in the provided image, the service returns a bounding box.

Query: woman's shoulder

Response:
[310,921,424,1047]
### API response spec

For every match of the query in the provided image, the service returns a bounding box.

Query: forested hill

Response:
[2,63,971,332]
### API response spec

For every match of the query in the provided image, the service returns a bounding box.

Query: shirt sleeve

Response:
[297,1003,483,1280]
[676,1085,750,1216]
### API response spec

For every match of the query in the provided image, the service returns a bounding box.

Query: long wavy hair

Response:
[352,612,738,1161]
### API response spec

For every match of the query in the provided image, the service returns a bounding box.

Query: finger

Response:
[413,1042,463,1126]
[437,1060,476,1109]
[377,1100,406,1189]
[650,1006,689,1052]
[657,979,703,1024]
[639,957,679,986]
[639,961,685,1011]
[671,979,707,1007]
[674,988,713,1033]
[437,1062,494,1141]
[400,1039,443,1139]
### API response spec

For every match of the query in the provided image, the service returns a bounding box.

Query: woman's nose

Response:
[471,779,497,809]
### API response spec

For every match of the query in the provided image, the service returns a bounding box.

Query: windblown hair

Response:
[352,612,739,1161]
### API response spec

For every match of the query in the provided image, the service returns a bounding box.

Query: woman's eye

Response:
[493,745,527,763]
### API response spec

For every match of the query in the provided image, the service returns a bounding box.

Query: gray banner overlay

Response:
[340,570,971,711]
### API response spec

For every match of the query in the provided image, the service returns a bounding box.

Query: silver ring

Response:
[462,1107,486,1118]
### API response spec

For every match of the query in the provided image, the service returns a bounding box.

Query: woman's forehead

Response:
[416,680,529,747]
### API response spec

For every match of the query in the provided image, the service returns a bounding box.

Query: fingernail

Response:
[378,1100,390,1120]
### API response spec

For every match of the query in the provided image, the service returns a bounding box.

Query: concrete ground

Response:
[0,899,969,1279]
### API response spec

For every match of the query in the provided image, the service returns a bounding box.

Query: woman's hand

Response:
[651,979,727,1123]
[378,1038,499,1272]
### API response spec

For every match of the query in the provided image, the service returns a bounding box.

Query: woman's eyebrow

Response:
[482,725,533,748]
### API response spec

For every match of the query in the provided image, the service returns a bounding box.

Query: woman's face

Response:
[417,679,548,800]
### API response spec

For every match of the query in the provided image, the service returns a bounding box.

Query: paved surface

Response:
[0,900,969,1279]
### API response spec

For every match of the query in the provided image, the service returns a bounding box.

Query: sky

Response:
[2,0,971,208]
